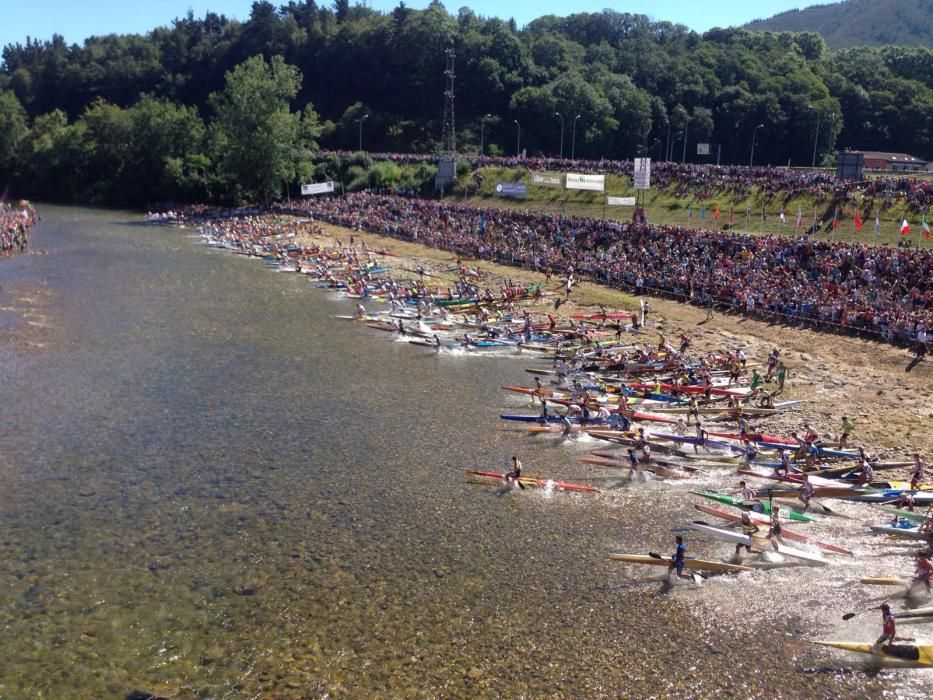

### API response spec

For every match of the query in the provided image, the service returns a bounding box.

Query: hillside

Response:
[744,0,933,49]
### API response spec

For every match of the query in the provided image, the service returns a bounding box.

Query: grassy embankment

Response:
[440,166,932,249]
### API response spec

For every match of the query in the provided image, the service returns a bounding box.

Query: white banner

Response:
[607,196,637,206]
[565,173,605,191]
[531,172,562,188]
[697,143,711,155]
[301,181,335,196]
[633,158,651,190]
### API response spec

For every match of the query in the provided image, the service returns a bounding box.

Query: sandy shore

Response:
[301,219,933,461]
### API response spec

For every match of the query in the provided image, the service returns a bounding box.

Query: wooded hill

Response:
[0,3,931,206]
[745,0,933,50]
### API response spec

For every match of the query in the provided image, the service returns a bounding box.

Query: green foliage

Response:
[745,0,933,50]
[1,4,931,205]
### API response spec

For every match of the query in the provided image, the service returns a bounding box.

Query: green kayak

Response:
[692,491,815,523]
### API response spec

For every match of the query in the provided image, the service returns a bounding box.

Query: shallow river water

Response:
[0,206,929,698]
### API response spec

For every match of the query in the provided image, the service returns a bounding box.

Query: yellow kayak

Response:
[812,641,933,667]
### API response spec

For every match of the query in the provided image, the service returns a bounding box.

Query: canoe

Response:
[894,606,933,619]
[693,504,852,555]
[691,491,815,523]
[466,470,599,493]
[689,522,827,566]
[626,381,749,398]
[811,641,933,667]
[608,553,753,573]
[571,311,634,321]
[868,523,929,540]
[860,577,911,586]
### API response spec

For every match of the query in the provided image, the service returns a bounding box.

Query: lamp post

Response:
[681,119,689,163]
[480,114,491,156]
[357,113,369,152]
[571,114,581,161]
[665,122,671,162]
[514,119,521,157]
[749,123,764,167]
[653,138,662,161]
[554,112,564,159]
[808,105,821,168]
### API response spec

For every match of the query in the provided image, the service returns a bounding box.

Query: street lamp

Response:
[514,119,521,157]
[357,113,369,152]
[480,114,491,156]
[749,123,764,167]
[554,112,564,159]
[807,105,821,168]
[571,114,581,161]
[681,119,689,163]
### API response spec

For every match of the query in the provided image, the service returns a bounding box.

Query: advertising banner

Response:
[531,172,562,188]
[565,173,605,191]
[607,196,637,206]
[633,158,651,190]
[301,181,335,195]
[496,182,527,198]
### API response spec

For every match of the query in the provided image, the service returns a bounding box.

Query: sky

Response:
[1,1,813,50]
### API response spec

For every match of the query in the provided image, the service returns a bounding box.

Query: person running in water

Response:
[798,473,815,512]
[668,535,693,581]
[505,456,525,490]
[731,511,761,557]
[873,603,901,651]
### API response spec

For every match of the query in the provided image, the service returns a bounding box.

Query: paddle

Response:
[843,600,896,621]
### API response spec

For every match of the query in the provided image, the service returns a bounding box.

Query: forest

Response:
[0,2,931,205]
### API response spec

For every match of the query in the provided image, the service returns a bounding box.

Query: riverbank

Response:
[297,218,933,459]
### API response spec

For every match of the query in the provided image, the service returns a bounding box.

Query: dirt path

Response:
[307,220,933,459]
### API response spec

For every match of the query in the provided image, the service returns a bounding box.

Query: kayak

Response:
[571,311,634,321]
[811,641,933,668]
[608,553,753,573]
[693,504,852,555]
[466,470,599,493]
[626,381,750,398]
[692,491,815,523]
[689,522,827,566]
[881,507,928,524]
[860,577,911,586]
[894,606,933,619]
[868,523,930,540]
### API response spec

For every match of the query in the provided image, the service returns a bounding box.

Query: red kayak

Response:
[570,311,634,321]
[467,470,599,493]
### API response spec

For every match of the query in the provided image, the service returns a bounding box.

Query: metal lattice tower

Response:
[441,48,456,154]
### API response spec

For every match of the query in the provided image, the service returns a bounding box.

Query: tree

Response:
[209,54,310,203]
[0,90,29,176]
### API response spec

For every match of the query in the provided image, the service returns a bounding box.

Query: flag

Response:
[901,219,910,236]
[854,209,863,231]
[833,207,840,231]
[923,211,931,239]
[874,215,880,236]
[688,205,693,221]
[713,204,720,221]
[700,204,706,221]
[729,207,734,226]
[780,207,786,226]
[796,206,803,230]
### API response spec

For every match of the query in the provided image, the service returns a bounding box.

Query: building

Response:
[854,151,929,172]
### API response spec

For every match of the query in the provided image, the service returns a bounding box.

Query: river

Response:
[0,206,927,698]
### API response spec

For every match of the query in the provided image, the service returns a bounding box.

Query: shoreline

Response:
[288,217,932,459]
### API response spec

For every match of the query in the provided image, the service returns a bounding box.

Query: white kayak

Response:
[690,521,828,566]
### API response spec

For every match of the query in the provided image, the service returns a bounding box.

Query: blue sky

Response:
[1,1,811,49]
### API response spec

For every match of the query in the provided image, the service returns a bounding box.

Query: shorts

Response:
[771,524,782,536]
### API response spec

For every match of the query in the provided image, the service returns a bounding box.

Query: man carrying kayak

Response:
[873,603,901,651]
[505,456,525,490]
[766,504,783,551]
[798,473,815,512]
[730,511,761,557]
[668,535,692,581]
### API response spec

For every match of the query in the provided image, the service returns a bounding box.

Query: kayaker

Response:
[693,422,708,453]
[560,415,574,434]
[915,551,933,591]
[910,453,926,491]
[749,368,763,394]
[775,362,788,393]
[505,456,525,490]
[668,535,692,581]
[776,449,791,477]
[894,491,915,512]
[798,473,815,512]
[730,511,760,557]
[859,458,875,486]
[627,448,639,471]
[674,418,688,436]
[838,416,855,449]
[919,508,933,534]
[539,400,550,423]
[873,603,899,651]
[687,396,701,426]
[743,441,758,466]
[737,480,758,503]
[766,504,783,551]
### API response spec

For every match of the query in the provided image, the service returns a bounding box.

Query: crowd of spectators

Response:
[318,150,933,210]
[278,191,932,350]
[1,201,38,257]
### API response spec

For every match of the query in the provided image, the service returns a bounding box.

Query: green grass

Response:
[450,166,933,249]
